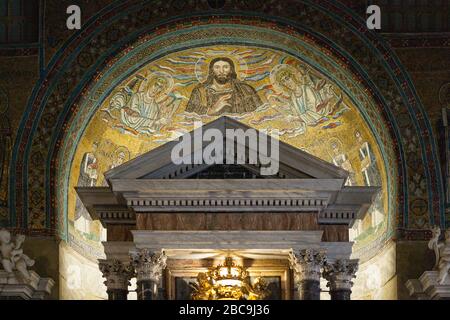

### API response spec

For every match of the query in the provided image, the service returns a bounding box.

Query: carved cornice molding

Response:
[127,196,328,213]
[319,209,358,224]
[95,207,136,225]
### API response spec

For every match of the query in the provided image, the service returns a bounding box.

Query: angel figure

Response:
[428,226,450,285]
[106,72,182,135]
[269,64,324,133]
[330,140,357,186]
[428,226,442,270]
[0,229,35,282]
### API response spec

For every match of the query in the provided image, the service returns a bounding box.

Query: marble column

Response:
[289,249,326,300]
[130,249,167,300]
[99,259,134,300]
[322,259,359,300]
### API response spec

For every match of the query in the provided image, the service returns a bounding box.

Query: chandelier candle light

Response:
[191,257,270,300]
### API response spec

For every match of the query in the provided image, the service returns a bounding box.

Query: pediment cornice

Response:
[103,117,349,181]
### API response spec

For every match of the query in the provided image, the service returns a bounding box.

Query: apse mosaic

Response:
[68,46,388,258]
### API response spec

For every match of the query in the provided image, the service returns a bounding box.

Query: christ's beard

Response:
[214,74,231,85]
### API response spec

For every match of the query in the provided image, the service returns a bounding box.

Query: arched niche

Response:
[56,22,396,262]
[9,2,443,274]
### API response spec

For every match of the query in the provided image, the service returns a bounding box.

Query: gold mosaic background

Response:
[68,45,388,257]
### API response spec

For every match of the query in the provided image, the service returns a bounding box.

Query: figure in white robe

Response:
[120,77,167,135]
[121,96,159,134]
[315,83,337,115]
[356,131,381,187]
[270,65,325,133]
[74,143,99,235]
[289,86,323,125]
[349,220,363,241]
[355,130,383,228]
[330,141,357,186]
[108,73,176,135]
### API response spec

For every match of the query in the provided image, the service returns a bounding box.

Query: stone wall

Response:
[22,237,60,300]
[352,241,397,300]
[59,241,107,300]
[395,241,435,300]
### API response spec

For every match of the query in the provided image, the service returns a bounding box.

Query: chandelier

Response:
[191,257,270,300]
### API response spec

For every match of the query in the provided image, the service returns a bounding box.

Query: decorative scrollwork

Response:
[99,259,134,290]
[322,259,359,291]
[130,249,167,283]
[289,249,327,282]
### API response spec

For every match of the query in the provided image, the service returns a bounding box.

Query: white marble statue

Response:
[0,229,35,282]
[428,226,450,285]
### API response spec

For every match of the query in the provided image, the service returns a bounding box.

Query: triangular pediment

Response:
[185,164,312,179]
[104,116,348,181]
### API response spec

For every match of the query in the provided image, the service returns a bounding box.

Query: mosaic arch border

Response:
[55,23,397,256]
[7,1,444,243]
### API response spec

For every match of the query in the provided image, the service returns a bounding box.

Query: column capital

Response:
[130,249,167,283]
[289,249,326,300]
[99,259,134,291]
[322,259,359,291]
[289,249,327,281]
